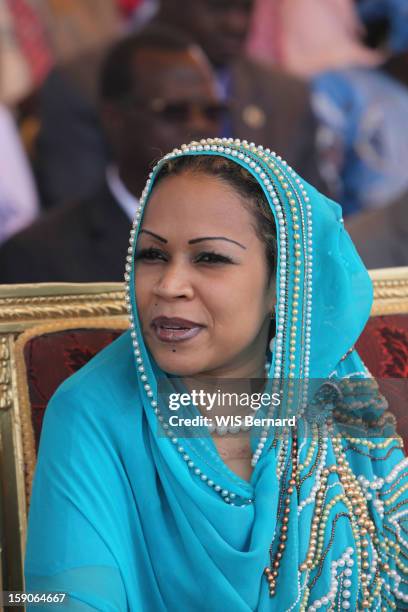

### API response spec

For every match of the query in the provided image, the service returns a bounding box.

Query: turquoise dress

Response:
[25,139,408,610]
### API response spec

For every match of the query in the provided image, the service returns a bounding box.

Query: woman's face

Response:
[134,171,275,378]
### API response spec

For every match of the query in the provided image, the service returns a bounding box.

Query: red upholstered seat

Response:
[356,314,408,453]
[23,328,123,453]
[356,315,408,378]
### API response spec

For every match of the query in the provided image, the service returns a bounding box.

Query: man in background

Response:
[35,0,323,208]
[0,26,222,282]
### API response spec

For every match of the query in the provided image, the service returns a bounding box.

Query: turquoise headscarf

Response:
[25,139,408,610]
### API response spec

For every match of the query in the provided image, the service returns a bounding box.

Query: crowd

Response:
[0,0,407,282]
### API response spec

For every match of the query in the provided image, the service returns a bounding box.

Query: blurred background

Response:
[0,0,407,280]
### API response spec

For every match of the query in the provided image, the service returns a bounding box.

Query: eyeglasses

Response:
[125,97,230,124]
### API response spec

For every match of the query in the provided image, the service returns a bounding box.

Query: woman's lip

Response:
[153,325,203,343]
[151,316,203,328]
[151,317,205,343]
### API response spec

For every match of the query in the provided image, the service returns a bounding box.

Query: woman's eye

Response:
[134,247,167,262]
[195,252,233,264]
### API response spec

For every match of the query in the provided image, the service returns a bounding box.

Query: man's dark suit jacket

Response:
[0,182,131,283]
[35,47,324,208]
[347,193,408,269]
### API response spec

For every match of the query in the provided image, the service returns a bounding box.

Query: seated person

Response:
[35,0,323,208]
[0,25,223,283]
[25,139,408,609]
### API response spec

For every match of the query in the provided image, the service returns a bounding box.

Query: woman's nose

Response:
[153,263,194,300]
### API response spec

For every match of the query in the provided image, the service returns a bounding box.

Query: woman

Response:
[25,138,408,610]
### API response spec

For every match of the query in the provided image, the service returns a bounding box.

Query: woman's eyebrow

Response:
[140,231,247,250]
[139,229,167,243]
[188,237,247,249]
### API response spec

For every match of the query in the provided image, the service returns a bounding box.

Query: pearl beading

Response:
[284,570,304,611]
[232,143,314,467]
[386,457,408,484]
[389,509,408,551]
[298,430,328,515]
[264,436,298,597]
[307,547,354,611]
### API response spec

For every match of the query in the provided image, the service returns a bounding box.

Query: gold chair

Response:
[0,270,407,604]
[0,282,128,608]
